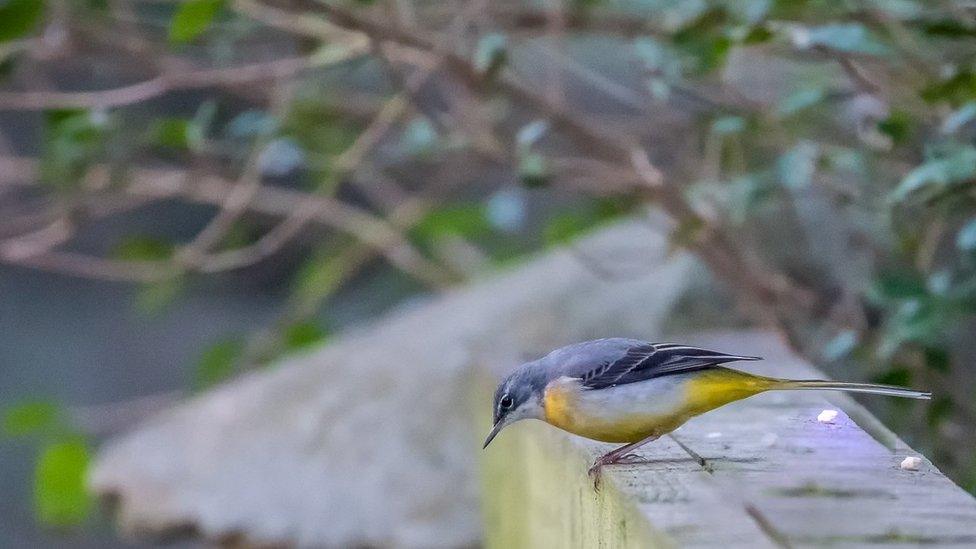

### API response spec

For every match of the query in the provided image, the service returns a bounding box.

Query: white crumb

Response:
[760,433,778,447]
[900,456,922,471]
[705,432,722,439]
[817,409,839,423]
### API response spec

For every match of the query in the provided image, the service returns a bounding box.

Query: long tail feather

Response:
[777,379,931,400]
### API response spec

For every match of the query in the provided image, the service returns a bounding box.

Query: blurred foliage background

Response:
[1,0,976,544]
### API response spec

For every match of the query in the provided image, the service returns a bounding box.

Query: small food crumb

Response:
[706,431,722,439]
[900,456,922,471]
[817,409,839,423]
[761,433,778,447]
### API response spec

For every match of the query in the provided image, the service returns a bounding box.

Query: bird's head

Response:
[483,362,547,449]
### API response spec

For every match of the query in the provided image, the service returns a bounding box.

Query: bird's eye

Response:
[500,395,513,409]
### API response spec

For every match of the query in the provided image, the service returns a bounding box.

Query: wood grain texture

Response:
[479,331,976,548]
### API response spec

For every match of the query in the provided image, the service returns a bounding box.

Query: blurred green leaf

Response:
[544,213,593,246]
[923,20,976,39]
[776,87,826,117]
[723,174,773,223]
[516,120,549,148]
[825,147,867,176]
[543,198,630,247]
[866,0,922,19]
[927,395,953,428]
[169,0,224,44]
[0,0,45,42]
[34,440,91,527]
[135,278,182,314]
[518,152,549,188]
[282,321,328,352]
[633,37,682,81]
[872,366,912,387]
[922,71,976,106]
[195,338,244,390]
[878,297,953,358]
[941,102,976,134]
[891,145,976,202]
[877,111,912,145]
[40,109,106,190]
[924,346,951,373]
[777,141,819,189]
[485,187,527,233]
[711,115,746,136]
[259,138,305,177]
[215,221,261,252]
[400,117,438,156]
[282,100,357,189]
[149,117,202,150]
[412,204,492,244]
[0,51,21,82]
[927,270,953,297]
[3,401,60,437]
[225,109,276,140]
[736,0,771,24]
[474,32,507,79]
[292,248,350,306]
[823,330,858,361]
[803,23,888,55]
[112,236,174,261]
[672,7,732,73]
[668,216,706,252]
[957,218,976,251]
[871,271,926,301]
[571,0,608,8]
[741,25,774,44]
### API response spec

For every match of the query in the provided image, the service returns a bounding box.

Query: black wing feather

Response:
[581,343,761,390]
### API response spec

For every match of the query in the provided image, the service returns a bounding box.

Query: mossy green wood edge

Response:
[473,369,669,548]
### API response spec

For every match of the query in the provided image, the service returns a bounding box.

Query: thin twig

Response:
[0,218,74,260]
[5,251,178,282]
[0,56,321,111]
[0,156,456,286]
[176,80,297,268]
[296,0,821,326]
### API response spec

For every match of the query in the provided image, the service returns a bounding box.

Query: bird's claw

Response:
[587,452,648,491]
[588,462,604,491]
[615,452,646,464]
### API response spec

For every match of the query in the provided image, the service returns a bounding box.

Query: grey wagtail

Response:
[483,339,931,477]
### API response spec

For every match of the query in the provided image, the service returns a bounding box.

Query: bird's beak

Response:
[483,421,503,449]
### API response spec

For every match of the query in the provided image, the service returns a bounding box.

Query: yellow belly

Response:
[543,369,776,443]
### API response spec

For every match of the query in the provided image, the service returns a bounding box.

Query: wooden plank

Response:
[589,435,779,548]
[667,331,976,548]
[481,329,976,548]
[477,364,779,548]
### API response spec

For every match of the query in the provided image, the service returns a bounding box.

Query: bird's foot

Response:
[588,462,604,491]
[614,452,646,464]
[587,452,648,490]
[587,456,611,490]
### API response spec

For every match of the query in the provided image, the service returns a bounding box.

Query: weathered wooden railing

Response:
[90,221,976,547]
[477,330,976,548]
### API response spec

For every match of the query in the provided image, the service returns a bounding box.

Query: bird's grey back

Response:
[533,338,647,382]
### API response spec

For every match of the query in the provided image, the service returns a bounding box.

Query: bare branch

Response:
[196,200,319,273]
[0,55,325,111]
[282,0,823,340]
[3,251,178,282]
[0,218,74,260]
[333,95,409,173]
[176,79,298,268]
[0,156,457,286]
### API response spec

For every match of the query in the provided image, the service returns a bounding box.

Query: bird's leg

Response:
[587,435,659,486]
